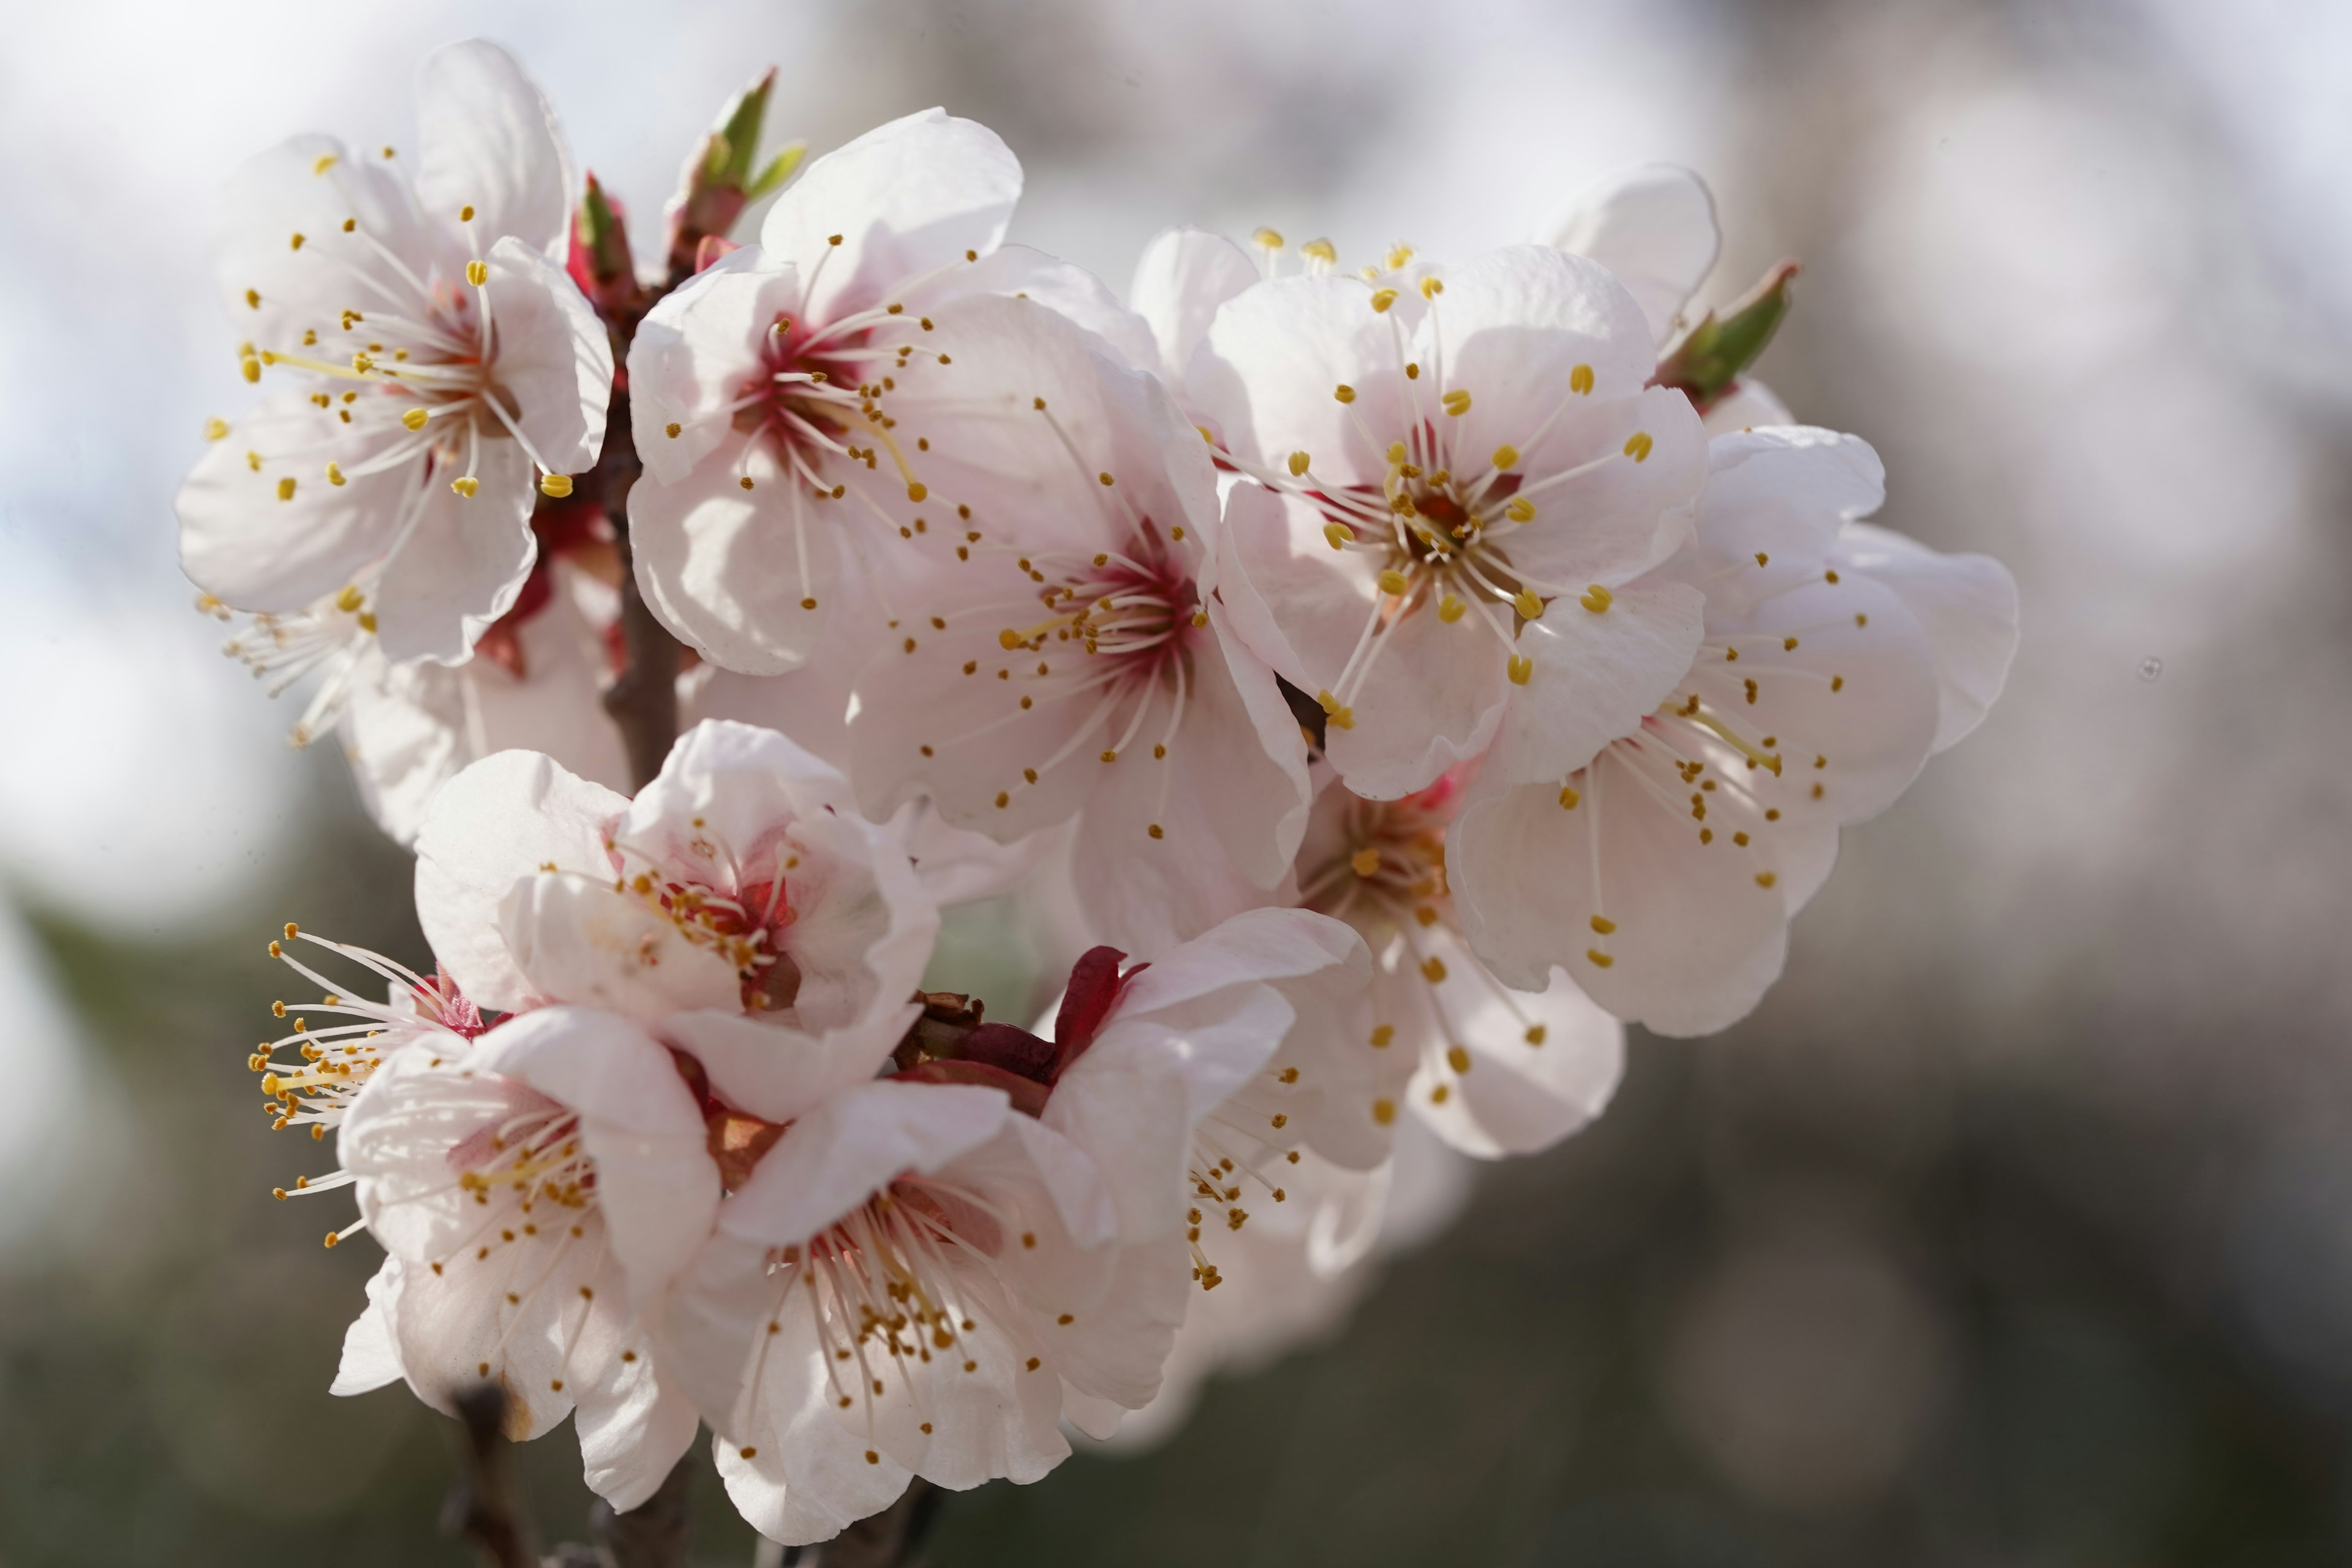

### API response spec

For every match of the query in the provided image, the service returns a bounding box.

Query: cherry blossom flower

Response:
[846,296,1313,954]
[625,108,1153,676]
[1262,769,1627,1164]
[177,40,611,665]
[1194,243,1709,801]
[329,1005,717,1510]
[1450,427,2020,1036]
[656,906,1366,1544]
[415,718,938,1045]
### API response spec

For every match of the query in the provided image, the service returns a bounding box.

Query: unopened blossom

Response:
[649,905,1362,1543]
[1451,427,2020,1036]
[1194,243,1709,800]
[330,1004,717,1509]
[625,108,1153,675]
[178,40,611,664]
[1262,769,1626,1163]
[415,719,938,1047]
[847,295,1312,952]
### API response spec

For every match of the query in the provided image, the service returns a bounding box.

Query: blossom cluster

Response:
[183,43,2018,1544]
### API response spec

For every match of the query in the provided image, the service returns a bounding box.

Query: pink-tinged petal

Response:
[628,436,848,675]
[1112,907,1365,1054]
[481,236,612,477]
[414,747,628,1012]
[1545,164,1721,349]
[372,437,538,663]
[759,109,1021,318]
[1832,522,2019,754]
[340,1049,538,1264]
[628,249,801,487]
[1129,226,1259,386]
[1479,383,1706,591]
[415,39,574,255]
[664,1001,920,1127]
[1039,1026,1197,1243]
[717,1079,1010,1251]
[1452,759,1805,1038]
[1190,273,1416,484]
[1483,578,1705,786]
[213,134,434,341]
[497,873,746,1021]
[473,1006,719,1295]
[1403,925,1625,1159]
[1700,377,1794,435]
[177,391,419,614]
[1427,245,1659,450]
[946,244,1159,374]
[330,1258,406,1395]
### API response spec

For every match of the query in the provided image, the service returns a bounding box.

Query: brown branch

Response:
[589,1450,697,1567]
[443,1385,539,1568]
[807,1478,938,1568]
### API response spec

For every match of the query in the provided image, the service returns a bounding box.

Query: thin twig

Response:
[443,1384,538,1568]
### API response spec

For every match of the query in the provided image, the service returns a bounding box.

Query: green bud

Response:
[745,141,809,202]
[1655,260,1800,409]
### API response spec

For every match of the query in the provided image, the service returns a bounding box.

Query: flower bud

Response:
[1653,260,1800,412]
[665,67,807,280]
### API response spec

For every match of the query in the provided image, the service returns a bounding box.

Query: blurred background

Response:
[4,0,2350,1561]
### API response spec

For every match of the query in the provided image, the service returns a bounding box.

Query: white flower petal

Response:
[330,1257,407,1396]
[760,108,1022,319]
[372,436,538,663]
[1484,578,1705,786]
[718,1080,1011,1253]
[1131,225,1260,388]
[663,1001,919,1128]
[1190,273,1415,484]
[1428,244,1659,442]
[627,249,801,488]
[481,235,612,477]
[415,747,629,1013]
[415,39,574,255]
[1545,163,1721,349]
[498,873,746,1020]
[214,133,435,342]
[177,391,420,614]
[1832,522,2020,754]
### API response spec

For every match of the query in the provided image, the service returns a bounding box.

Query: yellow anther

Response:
[1623,431,1654,462]
[1322,521,1354,550]
[465,258,488,287]
[1513,589,1543,620]
[358,611,377,632]
[907,482,928,502]
[325,462,346,487]
[998,629,1025,650]
[1558,783,1580,809]
[1438,595,1466,624]
[1196,424,1215,443]
[285,922,300,940]
[1370,1024,1395,1047]
[1334,383,1356,404]
[1590,914,1617,935]
[1447,1046,1472,1074]
[1441,388,1471,416]
[241,356,262,383]
[1507,654,1533,685]
[1570,363,1595,395]
[1580,584,1614,614]
[1419,276,1444,298]
[1253,226,1285,251]
[1756,871,1778,888]
[1505,497,1536,523]
[312,153,337,175]
[1372,1098,1396,1126]
[203,418,230,441]
[451,476,480,498]
[1491,444,1519,470]
[1386,243,1415,270]
[738,476,755,490]
[1755,552,1770,567]
[1316,690,1355,730]
[1526,1025,1547,1046]
[276,477,297,502]
[401,407,429,431]
[1377,569,1410,597]
[1287,450,1311,477]
[289,232,306,251]
[1370,288,1399,314]
[1586,949,1615,968]
[1351,848,1382,877]
[459,204,475,222]
[1301,237,1336,265]
[1421,956,1447,982]
[540,473,573,499]
[1148,823,1166,840]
